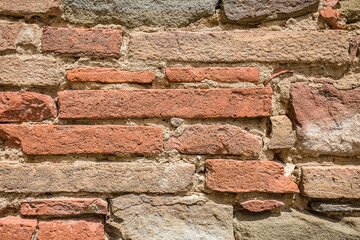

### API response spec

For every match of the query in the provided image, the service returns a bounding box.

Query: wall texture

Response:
[0,0,359,239]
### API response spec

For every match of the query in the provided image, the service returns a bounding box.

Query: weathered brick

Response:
[290,82,360,156]
[0,92,56,122]
[0,125,162,155]
[67,68,155,83]
[0,0,61,16]
[42,27,122,57]
[302,166,360,199]
[206,159,299,193]
[0,217,37,240]
[0,55,63,87]
[0,22,22,51]
[222,0,319,25]
[58,88,272,119]
[268,116,295,149]
[63,0,218,27]
[166,67,259,83]
[37,219,104,240]
[320,7,342,29]
[240,200,285,212]
[165,124,262,157]
[21,198,108,216]
[129,31,349,63]
[0,163,194,193]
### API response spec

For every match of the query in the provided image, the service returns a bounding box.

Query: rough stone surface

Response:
[37,219,104,240]
[302,166,360,199]
[339,0,360,23]
[63,0,218,27]
[129,31,349,63]
[165,124,262,157]
[42,27,122,57]
[166,67,259,83]
[205,159,299,193]
[21,198,108,216]
[67,68,155,83]
[222,0,319,25]
[112,194,234,240]
[311,202,360,213]
[0,55,63,87]
[58,88,272,119]
[0,217,37,240]
[268,116,295,149]
[0,125,162,155]
[0,0,61,16]
[290,82,360,156]
[0,92,56,122]
[241,200,285,212]
[0,163,194,193]
[234,209,360,240]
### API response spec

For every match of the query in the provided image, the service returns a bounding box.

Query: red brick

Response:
[67,68,155,83]
[206,159,299,193]
[165,124,262,156]
[0,91,56,122]
[166,67,259,83]
[0,217,37,240]
[320,7,342,29]
[37,219,104,240]
[0,125,162,155]
[0,22,22,51]
[42,27,121,57]
[0,0,61,16]
[240,200,285,212]
[302,166,360,199]
[21,198,107,216]
[58,88,272,119]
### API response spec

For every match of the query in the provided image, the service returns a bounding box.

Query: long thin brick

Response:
[0,125,162,155]
[0,0,61,16]
[302,166,360,199]
[42,27,122,57]
[0,92,56,122]
[67,68,155,83]
[129,31,349,63]
[21,198,108,216]
[37,219,104,240]
[166,67,259,83]
[0,163,194,193]
[0,217,37,240]
[165,124,262,156]
[58,88,272,119]
[206,159,299,193]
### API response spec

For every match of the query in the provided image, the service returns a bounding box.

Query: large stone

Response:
[234,209,360,239]
[339,0,360,23]
[165,124,262,157]
[0,163,194,193]
[223,0,319,25]
[63,0,218,27]
[290,82,360,156]
[0,55,64,87]
[111,194,234,240]
[302,166,360,199]
[268,116,295,149]
[129,31,349,64]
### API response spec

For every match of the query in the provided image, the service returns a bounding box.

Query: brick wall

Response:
[0,0,359,239]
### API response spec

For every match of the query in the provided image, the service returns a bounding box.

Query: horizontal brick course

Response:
[165,124,262,156]
[0,217,37,240]
[166,67,259,83]
[0,125,162,155]
[0,92,56,122]
[67,68,155,83]
[0,163,194,193]
[0,0,61,16]
[302,166,360,198]
[58,88,272,119]
[206,159,299,193]
[21,198,108,216]
[42,27,122,57]
[129,31,349,63]
[37,219,104,240]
